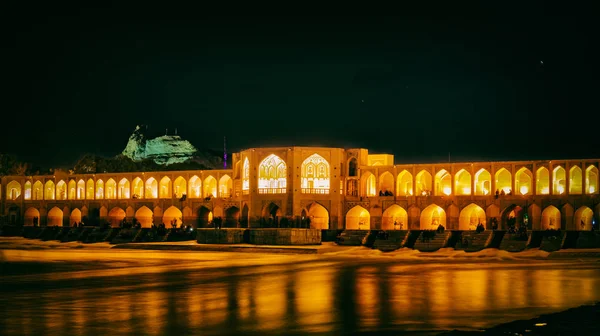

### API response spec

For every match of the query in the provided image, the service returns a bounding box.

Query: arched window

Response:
[258,154,287,194]
[536,167,550,195]
[301,154,330,194]
[435,169,452,196]
[348,158,358,177]
[474,169,491,195]
[586,165,598,194]
[396,170,413,196]
[515,167,532,195]
[454,169,471,195]
[553,166,566,195]
[188,175,201,198]
[242,157,250,194]
[569,166,582,194]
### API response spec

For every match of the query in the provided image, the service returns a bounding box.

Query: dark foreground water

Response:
[1,253,600,335]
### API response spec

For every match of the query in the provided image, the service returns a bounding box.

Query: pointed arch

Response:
[105,178,116,199]
[203,176,217,198]
[32,181,43,200]
[135,206,153,227]
[219,175,232,198]
[420,204,446,230]
[541,205,561,230]
[145,177,158,199]
[242,157,250,193]
[118,178,130,199]
[569,166,582,194]
[258,154,287,194]
[574,206,593,231]
[173,176,186,198]
[305,202,329,230]
[75,179,84,199]
[196,206,212,228]
[301,154,330,194]
[108,207,126,227]
[536,167,550,195]
[159,176,171,198]
[474,168,491,195]
[396,170,413,196]
[56,180,66,200]
[95,179,105,199]
[360,171,376,197]
[459,203,486,230]
[434,169,452,196]
[348,157,358,177]
[47,206,63,226]
[132,177,144,199]
[70,208,82,225]
[225,206,240,228]
[6,180,22,200]
[585,165,598,194]
[501,204,525,230]
[345,205,370,230]
[553,166,566,194]
[454,169,471,195]
[81,205,88,218]
[515,167,533,195]
[24,181,32,200]
[188,175,201,198]
[67,180,76,199]
[24,207,40,226]
[85,179,94,199]
[415,170,432,196]
[382,204,407,230]
[495,168,511,194]
[378,171,394,196]
[163,206,182,226]
[44,180,55,200]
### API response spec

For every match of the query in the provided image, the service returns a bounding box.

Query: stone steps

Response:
[336,230,370,246]
[455,230,493,252]
[413,232,451,252]
[372,232,408,251]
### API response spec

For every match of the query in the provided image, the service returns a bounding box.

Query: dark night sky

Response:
[1,4,598,169]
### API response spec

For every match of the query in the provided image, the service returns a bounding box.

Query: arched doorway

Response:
[574,206,593,230]
[541,206,560,230]
[70,208,82,226]
[135,206,153,227]
[381,204,408,230]
[305,202,329,229]
[225,206,240,228]
[196,206,212,228]
[345,205,370,230]
[501,204,525,231]
[458,203,486,230]
[47,206,63,226]
[420,204,446,230]
[108,207,126,227]
[163,206,182,226]
[24,207,40,226]
[261,202,282,228]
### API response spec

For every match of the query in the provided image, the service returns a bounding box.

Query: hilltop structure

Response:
[122,125,198,165]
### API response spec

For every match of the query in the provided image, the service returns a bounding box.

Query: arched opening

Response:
[162,206,182,226]
[396,170,413,196]
[495,168,511,195]
[6,181,21,200]
[188,175,202,198]
[55,180,66,200]
[301,154,331,194]
[67,180,76,199]
[536,167,550,195]
[434,169,452,196]
[420,204,446,230]
[515,167,532,195]
[196,206,212,228]
[145,177,158,199]
[106,179,116,199]
[501,205,525,231]
[415,170,432,196]
[458,203,486,230]
[241,204,249,228]
[24,207,40,226]
[586,165,598,194]
[44,180,55,200]
[345,205,370,230]
[159,176,171,199]
[361,172,376,197]
[118,178,130,199]
[132,177,143,199]
[541,206,561,230]
[70,208,82,226]
[569,166,582,194]
[242,158,250,193]
[47,206,63,226]
[348,157,358,177]
[378,171,394,196]
[219,175,232,198]
[258,154,287,194]
[553,166,566,195]
[135,206,153,227]
[305,202,329,229]
[95,179,104,199]
[225,206,240,228]
[173,176,187,198]
[24,181,31,200]
[77,179,85,199]
[261,202,283,228]
[108,207,126,227]
[454,169,471,195]
[32,181,43,200]
[203,176,217,198]
[381,204,408,230]
[574,206,593,231]
[474,168,491,195]
[86,179,94,199]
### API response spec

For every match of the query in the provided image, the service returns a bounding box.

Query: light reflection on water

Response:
[1,263,600,335]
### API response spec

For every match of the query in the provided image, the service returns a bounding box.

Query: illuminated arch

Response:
[163,206,183,226]
[415,170,432,196]
[6,180,21,200]
[173,176,186,198]
[495,168,511,194]
[541,205,561,230]
[396,170,413,196]
[474,168,491,195]
[24,181,31,200]
[242,157,250,193]
[225,206,240,228]
[574,206,593,231]
[552,166,566,195]
[454,169,471,195]
[145,177,158,199]
[515,167,532,195]
[188,175,201,198]
[47,206,63,226]
[44,180,55,200]
[377,171,394,195]
[434,169,452,196]
[95,179,104,199]
[77,179,85,199]
[536,167,550,195]
[56,180,66,200]
[135,206,153,227]
[24,207,40,226]
[219,175,232,198]
[203,176,217,198]
[345,205,370,230]
[420,204,446,230]
[361,172,376,197]
[70,208,82,225]
[382,204,408,230]
[108,207,126,227]
[459,203,486,230]
[196,206,212,228]
[586,165,598,194]
[68,180,76,199]
[118,178,130,199]
[569,166,582,194]
[105,178,117,199]
[32,181,43,200]
[159,176,171,199]
[258,154,287,193]
[132,177,144,198]
[301,154,330,194]
[86,179,94,199]
[305,202,329,230]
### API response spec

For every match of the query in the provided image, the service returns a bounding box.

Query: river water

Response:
[1,247,600,335]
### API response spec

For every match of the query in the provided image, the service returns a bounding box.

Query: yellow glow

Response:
[159,177,171,198]
[520,186,529,195]
[242,157,250,192]
[585,165,598,194]
[416,170,432,196]
[502,187,511,194]
[495,168,511,195]
[118,178,130,199]
[420,204,446,229]
[258,154,287,194]
[483,188,489,195]
[536,167,550,194]
[569,166,582,194]
[382,204,408,230]
[106,179,116,199]
[145,177,158,198]
[435,169,452,196]
[590,186,596,193]
[301,154,330,194]
[346,205,370,229]
[362,173,376,196]
[203,176,217,197]
[454,169,472,195]
[396,170,413,196]
[474,168,491,195]
[173,176,187,198]
[462,187,471,194]
[557,185,565,194]
[219,175,232,197]
[95,179,104,199]
[553,166,566,195]
[443,187,451,195]
[541,187,549,194]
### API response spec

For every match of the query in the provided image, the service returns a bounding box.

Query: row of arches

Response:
[361,165,599,197]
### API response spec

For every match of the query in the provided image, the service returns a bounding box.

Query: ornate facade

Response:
[1,147,599,231]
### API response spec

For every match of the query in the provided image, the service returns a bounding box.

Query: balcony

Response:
[301,188,330,195]
[258,188,287,194]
